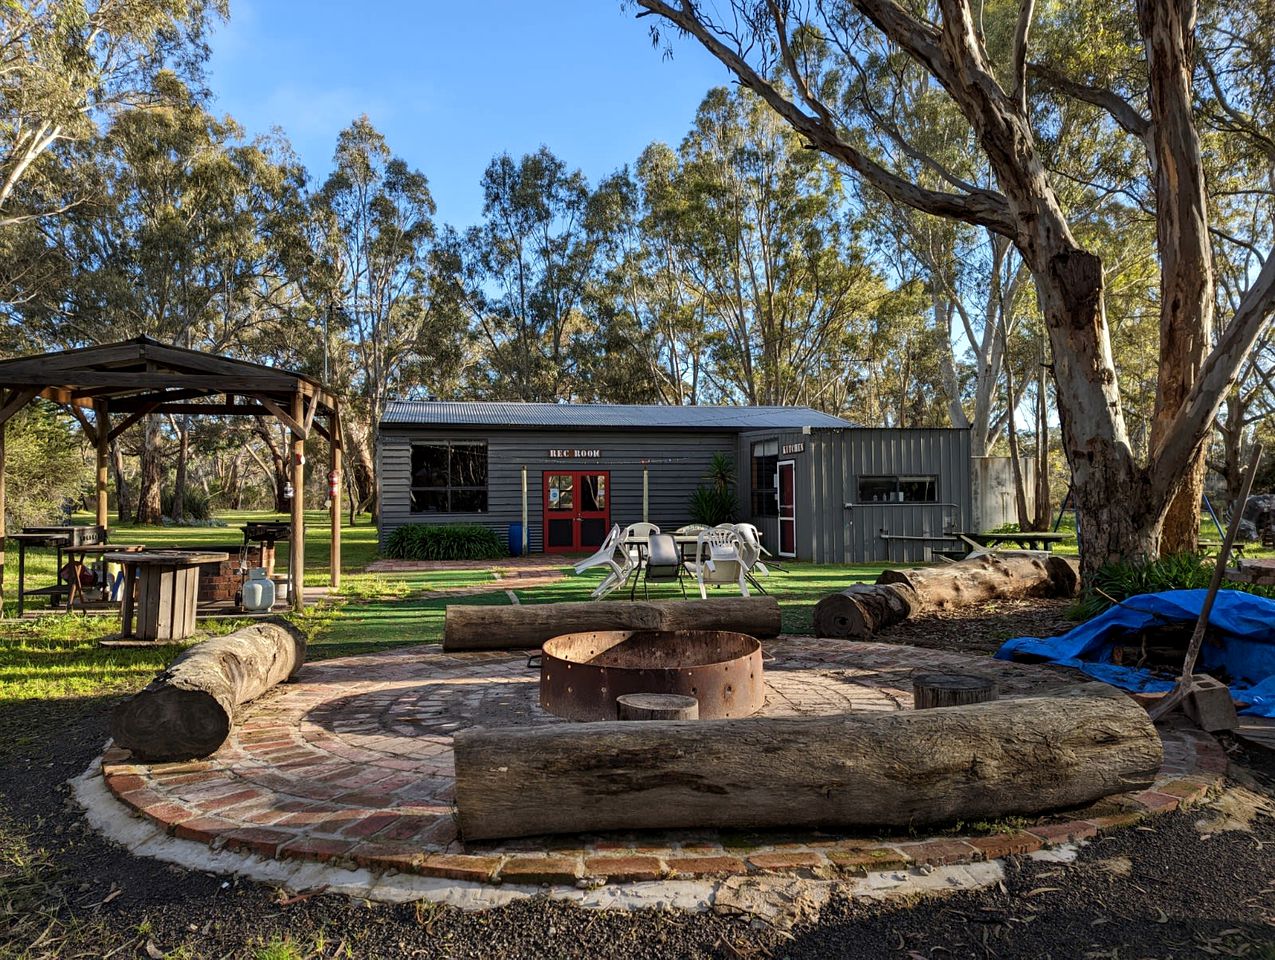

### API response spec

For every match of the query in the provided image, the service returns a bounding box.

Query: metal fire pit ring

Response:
[539,629,765,721]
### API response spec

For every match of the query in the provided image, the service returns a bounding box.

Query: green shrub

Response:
[383,523,506,561]
[1075,551,1275,619]
[162,486,214,521]
[688,484,738,526]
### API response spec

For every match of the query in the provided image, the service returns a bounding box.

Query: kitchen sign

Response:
[781,442,806,455]
[548,448,601,459]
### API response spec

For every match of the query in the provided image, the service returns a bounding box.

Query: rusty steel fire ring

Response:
[539,629,765,721]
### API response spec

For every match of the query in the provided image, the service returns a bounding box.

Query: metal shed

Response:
[378,402,971,563]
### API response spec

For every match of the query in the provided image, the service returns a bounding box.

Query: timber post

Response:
[93,398,110,529]
[290,390,305,611]
[329,408,341,590]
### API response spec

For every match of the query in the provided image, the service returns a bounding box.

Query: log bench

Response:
[454,683,1162,840]
[443,596,782,652]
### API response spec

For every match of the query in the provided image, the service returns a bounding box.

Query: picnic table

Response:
[962,531,1071,553]
[105,549,228,641]
[8,529,72,615]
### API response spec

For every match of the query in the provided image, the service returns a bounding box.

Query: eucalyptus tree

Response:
[0,0,224,227]
[311,116,445,513]
[455,147,614,401]
[633,0,1275,574]
[7,80,307,521]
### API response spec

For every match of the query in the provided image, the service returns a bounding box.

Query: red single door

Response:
[543,471,610,553]
[777,460,796,557]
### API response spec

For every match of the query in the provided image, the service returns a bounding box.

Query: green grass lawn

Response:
[3,502,1269,710]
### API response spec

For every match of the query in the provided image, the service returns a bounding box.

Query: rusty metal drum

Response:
[539,629,765,721]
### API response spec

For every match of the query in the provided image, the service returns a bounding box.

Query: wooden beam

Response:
[0,389,38,426]
[111,402,276,416]
[290,391,306,612]
[8,373,302,391]
[257,395,307,438]
[65,403,99,445]
[37,387,91,407]
[92,388,209,410]
[302,391,319,437]
[106,404,159,443]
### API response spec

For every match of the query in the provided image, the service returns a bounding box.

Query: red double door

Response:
[543,471,610,553]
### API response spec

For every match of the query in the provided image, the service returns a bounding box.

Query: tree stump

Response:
[913,673,998,709]
[617,693,699,720]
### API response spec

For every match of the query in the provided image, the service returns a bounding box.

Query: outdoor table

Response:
[8,530,71,615]
[962,531,1070,553]
[1224,558,1275,586]
[61,543,144,611]
[105,550,229,641]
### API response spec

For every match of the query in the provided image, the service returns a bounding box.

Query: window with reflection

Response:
[410,442,488,512]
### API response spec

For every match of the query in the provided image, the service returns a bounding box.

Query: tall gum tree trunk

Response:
[111,440,133,523]
[1035,249,1161,574]
[134,415,164,525]
[1141,0,1214,554]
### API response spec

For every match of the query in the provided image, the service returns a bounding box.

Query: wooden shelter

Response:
[0,336,343,610]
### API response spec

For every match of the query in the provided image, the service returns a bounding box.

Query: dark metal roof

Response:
[382,401,852,431]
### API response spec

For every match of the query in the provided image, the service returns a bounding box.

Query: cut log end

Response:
[913,673,998,709]
[111,686,231,762]
[617,693,699,720]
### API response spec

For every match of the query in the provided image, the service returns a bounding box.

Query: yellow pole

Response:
[642,462,649,522]
[521,466,529,556]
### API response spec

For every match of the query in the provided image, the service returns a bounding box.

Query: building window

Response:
[410,442,488,513]
[857,475,938,503]
[751,441,779,517]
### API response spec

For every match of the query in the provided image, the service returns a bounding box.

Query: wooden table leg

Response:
[65,551,84,612]
[120,561,136,638]
[16,541,24,616]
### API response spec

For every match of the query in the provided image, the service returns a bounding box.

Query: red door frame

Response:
[777,460,797,558]
[542,470,611,553]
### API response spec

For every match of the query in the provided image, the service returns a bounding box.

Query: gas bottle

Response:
[240,567,276,612]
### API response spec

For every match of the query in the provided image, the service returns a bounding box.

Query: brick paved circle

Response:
[99,639,1227,886]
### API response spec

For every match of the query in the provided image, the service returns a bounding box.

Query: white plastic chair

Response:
[732,522,771,593]
[573,525,635,600]
[621,521,661,564]
[686,529,750,599]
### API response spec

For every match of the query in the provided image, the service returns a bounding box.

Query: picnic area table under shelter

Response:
[0,336,343,610]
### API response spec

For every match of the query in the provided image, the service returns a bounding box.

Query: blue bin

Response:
[508,522,524,557]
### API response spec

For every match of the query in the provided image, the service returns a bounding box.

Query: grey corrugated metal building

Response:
[378,402,971,562]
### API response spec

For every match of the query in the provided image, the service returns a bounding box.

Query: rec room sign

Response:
[548,448,602,459]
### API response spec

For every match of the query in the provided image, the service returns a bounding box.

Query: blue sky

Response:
[207,1,732,228]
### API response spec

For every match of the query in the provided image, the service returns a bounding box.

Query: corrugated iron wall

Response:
[740,427,972,563]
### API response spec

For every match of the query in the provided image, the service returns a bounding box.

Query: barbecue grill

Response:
[22,524,107,546]
[239,521,291,582]
[241,521,292,544]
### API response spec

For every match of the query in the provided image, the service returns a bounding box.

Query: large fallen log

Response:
[454,682,1161,840]
[443,596,782,652]
[812,554,1079,639]
[112,618,306,761]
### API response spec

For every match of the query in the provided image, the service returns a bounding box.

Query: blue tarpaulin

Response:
[995,589,1275,717]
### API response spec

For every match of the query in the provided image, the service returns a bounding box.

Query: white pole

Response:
[521,466,529,556]
[643,462,649,522]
